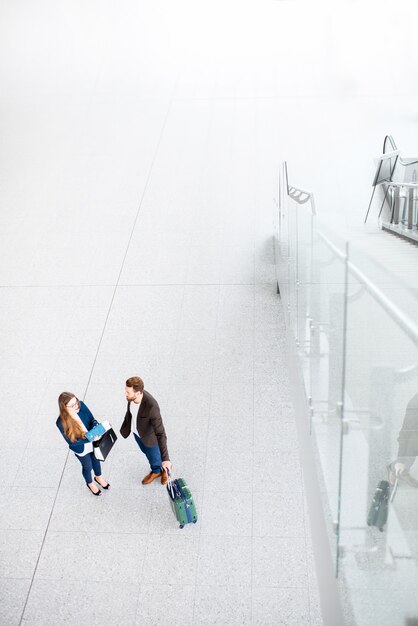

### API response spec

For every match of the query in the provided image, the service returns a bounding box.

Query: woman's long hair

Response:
[58,392,86,442]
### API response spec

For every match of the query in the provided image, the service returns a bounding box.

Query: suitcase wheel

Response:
[379,527,384,532]
[179,524,184,529]
[193,520,197,524]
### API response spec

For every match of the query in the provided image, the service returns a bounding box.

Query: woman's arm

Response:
[56,418,87,454]
[80,401,99,429]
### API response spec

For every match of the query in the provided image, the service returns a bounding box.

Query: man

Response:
[120,376,172,485]
[388,392,418,488]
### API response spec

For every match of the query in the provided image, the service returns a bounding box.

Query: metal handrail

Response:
[383,134,418,167]
[283,161,418,346]
[284,161,316,215]
[288,186,316,213]
[318,230,418,347]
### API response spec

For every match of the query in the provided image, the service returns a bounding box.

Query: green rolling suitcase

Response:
[166,476,197,529]
[367,477,398,532]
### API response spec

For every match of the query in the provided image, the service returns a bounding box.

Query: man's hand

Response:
[394,462,405,475]
[162,461,172,475]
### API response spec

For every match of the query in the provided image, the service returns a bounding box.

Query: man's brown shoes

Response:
[141,470,169,485]
[142,471,162,485]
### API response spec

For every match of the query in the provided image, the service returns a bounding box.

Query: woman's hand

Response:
[93,436,100,441]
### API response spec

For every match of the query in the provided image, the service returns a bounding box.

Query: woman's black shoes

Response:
[94,477,110,490]
[87,483,102,496]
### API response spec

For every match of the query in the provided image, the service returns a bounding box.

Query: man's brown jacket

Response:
[120,390,170,461]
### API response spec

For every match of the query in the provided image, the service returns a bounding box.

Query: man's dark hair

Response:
[126,376,144,393]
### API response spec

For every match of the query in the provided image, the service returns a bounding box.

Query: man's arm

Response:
[150,408,170,463]
[397,393,418,457]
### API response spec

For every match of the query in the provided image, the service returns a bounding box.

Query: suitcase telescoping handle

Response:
[390,477,399,503]
[166,468,175,499]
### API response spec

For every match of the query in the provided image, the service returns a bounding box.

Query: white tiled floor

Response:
[2,1,418,624]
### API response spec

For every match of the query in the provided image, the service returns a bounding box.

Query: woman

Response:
[56,392,110,496]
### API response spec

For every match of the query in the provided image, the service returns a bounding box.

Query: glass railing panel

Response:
[276,164,418,624]
[307,218,348,564]
[295,203,313,370]
[286,196,299,340]
[286,196,316,350]
[338,246,418,625]
[295,204,317,425]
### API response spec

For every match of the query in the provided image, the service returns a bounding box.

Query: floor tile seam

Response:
[7,446,70,453]
[113,281,257,288]
[5,448,30,488]
[8,352,73,621]
[31,575,144,585]
[1,525,98,533]
[0,281,258,289]
[55,486,166,493]
[82,94,178,395]
[182,101,218,291]
[282,298,316,625]
[138,170,191,603]
[22,579,314,590]
[251,240,256,625]
[0,284,118,289]
[197,488,302,493]
[132,545,148,626]
[193,583,311,589]
[17,75,180,626]
[129,578,305,590]
[15,447,72,626]
[32,529,155,536]
[14,576,140,586]
[259,293,312,603]
[253,582,312,590]
[0,445,58,452]
[300,466,315,626]
[208,487,305,493]
[0,576,311,591]
[193,532,309,538]
[76,40,110,150]
[196,582,309,592]
[171,94,336,102]
[160,100,215,288]
[25,346,63,422]
[191,282,222,624]
[26,578,305,589]
[38,531,308,538]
